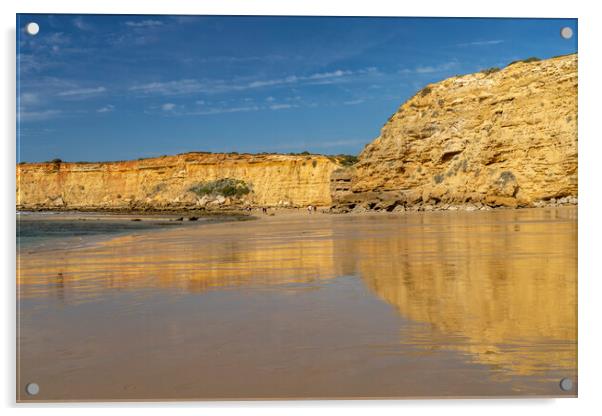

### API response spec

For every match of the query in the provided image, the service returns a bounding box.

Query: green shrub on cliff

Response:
[480,67,501,75]
[337,155,359,166]
[419,86,432,97]
[326,154,359,166]
[508,56,540,66]
[188,178,251,198]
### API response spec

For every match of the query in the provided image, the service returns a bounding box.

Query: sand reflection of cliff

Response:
[354,208,577,377]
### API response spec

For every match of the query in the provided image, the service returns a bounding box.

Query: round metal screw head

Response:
[560,27,573,40]
[25,382,39,396]
[559,377,573,391]
[25,22,39,36]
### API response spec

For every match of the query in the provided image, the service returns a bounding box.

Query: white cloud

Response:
[129,67,380,96]
[187,106,260,116]
[18,109,62,122]
[456,39,504,47]
[46,32,71,45]
[20,92,39,106]
[247,76,297,89]
[343,99,364,105]
[97,104,115,113]
[58,86,106,97]
[400,61,458,75]
[248,69,352,89]
[73,17,92,31]
[161,103,176,111]
[269,104,297,110]
[309,69,350,79]
[125,20,164,28]
[130,79,204,95]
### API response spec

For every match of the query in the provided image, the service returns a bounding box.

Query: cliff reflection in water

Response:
[353,208,577,378]
[18,222,342,298]
[18,207,577,384]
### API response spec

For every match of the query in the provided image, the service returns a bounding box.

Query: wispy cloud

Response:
[400,61,458,74]
[18,109,62,122]
[58,86,107,97]
[241,69,355,89]
[269,103,297,110]
[125,20,164,28]
[20,92,40,106]
[97,104,115,113]
[343,99,365,105]
[186,105,261,116]
[73,17,92,31]
[199,55,278,64]
[19,31,73,59]
[456,39,504,47]
[164,100,301,116]
[129,67,380,96]
[130,79,204,95]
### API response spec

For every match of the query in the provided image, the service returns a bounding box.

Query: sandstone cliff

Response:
[17,153,342,210]
[333,54,578,212]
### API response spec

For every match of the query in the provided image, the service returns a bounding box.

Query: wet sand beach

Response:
[16,207,577,401]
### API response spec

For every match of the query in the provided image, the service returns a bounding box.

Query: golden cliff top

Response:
[342,54,577,210]
[17,152,344,209]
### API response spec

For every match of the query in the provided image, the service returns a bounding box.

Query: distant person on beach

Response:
[262,207,268,215]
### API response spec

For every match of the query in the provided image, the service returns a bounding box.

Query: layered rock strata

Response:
[333,54,578,212]
[17,153,342,210]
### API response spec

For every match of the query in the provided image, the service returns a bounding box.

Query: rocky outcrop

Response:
[17,153,342,210]
[329,167,354,202]
[333,54,578,212]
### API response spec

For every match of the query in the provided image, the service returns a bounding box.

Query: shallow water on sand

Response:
[16,207,577,400]
[16,212,241,252]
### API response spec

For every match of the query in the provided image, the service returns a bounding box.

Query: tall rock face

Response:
[17,153,341,210]
[336,54,578,211]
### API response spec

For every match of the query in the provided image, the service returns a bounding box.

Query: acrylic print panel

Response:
[16,14,578,401]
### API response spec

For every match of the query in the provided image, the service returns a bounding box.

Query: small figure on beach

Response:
[262,207,268,215]
[307,205,316,214]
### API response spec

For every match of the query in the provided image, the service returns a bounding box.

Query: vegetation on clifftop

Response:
[188,178,251,198]
[331,154,359,166]
[480,67,501,76]
[508,56,541,66]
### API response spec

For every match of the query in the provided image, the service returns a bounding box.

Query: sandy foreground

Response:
[16,207,577,401]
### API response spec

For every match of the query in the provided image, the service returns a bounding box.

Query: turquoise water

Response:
[16,212,239,251]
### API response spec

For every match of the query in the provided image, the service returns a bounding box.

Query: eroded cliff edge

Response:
[17,153,342,210]
[333,54,578,212]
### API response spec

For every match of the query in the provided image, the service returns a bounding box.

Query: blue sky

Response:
[17,15,577,162]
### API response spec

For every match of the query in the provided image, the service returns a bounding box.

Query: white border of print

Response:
[2,0,600,415]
